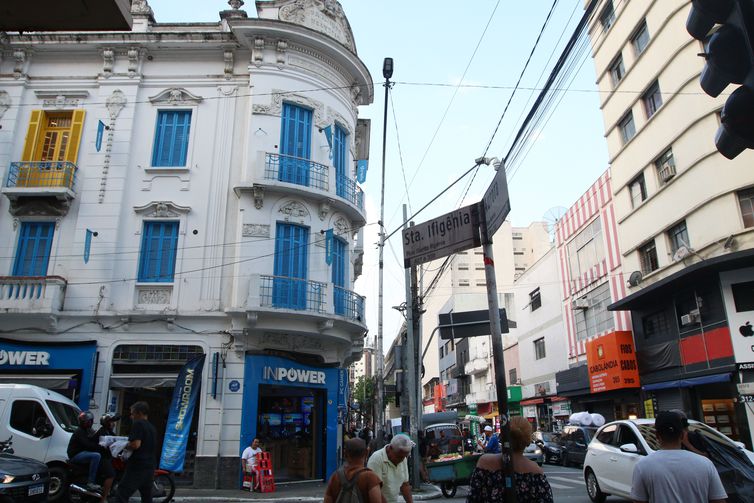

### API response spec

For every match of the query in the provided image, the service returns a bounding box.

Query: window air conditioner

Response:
[572,298,590,309]
[658,160,676,182]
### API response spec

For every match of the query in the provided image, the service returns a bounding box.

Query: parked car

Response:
[0,384,81,501]
[0,437,50,503]
[583,418,754,503]
[533,431,563,464]
[524,442,544,466]
[559,424,598,468]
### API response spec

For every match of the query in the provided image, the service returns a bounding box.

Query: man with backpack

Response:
[324,438,385,503]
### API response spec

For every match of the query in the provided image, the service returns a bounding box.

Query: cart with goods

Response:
[426,453,482,498]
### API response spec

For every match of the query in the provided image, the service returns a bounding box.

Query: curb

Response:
[171,483,443,502]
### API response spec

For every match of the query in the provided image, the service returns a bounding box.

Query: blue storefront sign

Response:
[240,354,346,480]
[0,338,97,410]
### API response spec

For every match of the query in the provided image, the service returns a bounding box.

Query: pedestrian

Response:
[477,425,500,453]
[417,430,429,483]
[241,437,263,490]
[324,438,386,503]
[367,434,414,503]
[631,410,727,503]
[115,401,158,503]
[467,416,553,502]
[670,409,708,457]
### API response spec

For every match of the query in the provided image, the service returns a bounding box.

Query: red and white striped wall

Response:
[555,169,631,360]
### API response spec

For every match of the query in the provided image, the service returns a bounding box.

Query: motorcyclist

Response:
[67,411,114,502]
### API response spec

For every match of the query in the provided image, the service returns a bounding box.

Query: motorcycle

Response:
[67,456,175,503]
[0,436,13,454]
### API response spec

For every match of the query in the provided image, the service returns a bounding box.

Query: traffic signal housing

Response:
[687,0,754,159]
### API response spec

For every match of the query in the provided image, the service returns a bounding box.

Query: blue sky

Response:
[149,0,610,350]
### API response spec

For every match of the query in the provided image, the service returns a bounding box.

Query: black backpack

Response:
[335,467,368,503]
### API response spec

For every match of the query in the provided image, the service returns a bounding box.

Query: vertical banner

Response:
[95,120,105,152]
[325,229,334,265]
[160,354,206,472]
[322,125,333,159]
[84,229,94,264]
[356,160,368,184]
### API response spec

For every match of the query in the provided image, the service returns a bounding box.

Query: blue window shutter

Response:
[13,222,54,276]
[334,125,348,197]
[273,222,309,309]
[332,237,347,315]
[138,221,179,282]
[279,104,312,186]
[152,111,191,167]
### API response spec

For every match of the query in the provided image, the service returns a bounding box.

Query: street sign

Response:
[482,166,511,239]
[402,203,480,268]
[438,308,510,340]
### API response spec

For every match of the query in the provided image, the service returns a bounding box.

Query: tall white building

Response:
[0,0,371,490]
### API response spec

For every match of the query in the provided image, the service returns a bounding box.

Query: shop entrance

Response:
[257,385,325,481]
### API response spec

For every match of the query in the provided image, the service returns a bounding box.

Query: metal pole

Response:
[375,57,393,436]
[479,203,516,503]
[403,207,421,489]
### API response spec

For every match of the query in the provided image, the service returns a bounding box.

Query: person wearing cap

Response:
[367,434,414,503]
[477,425,501,454]
[669,409,708,457]
[631,411,727,503]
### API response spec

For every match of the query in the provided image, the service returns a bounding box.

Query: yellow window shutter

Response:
[65,109,86,164]
[21,110,42,161]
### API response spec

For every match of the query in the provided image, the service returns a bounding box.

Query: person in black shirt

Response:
[115,401,158,503]
[67,411,111,497]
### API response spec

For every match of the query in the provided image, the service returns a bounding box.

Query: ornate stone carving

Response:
[279,200,309,222]
[276,0,355,52]
[318,199,331,220]
[101,48,114,77]
[34,90,89,109]
[252,90,324,126]
[133,201,191,218]
[228,0,244,8]
[131,0,154,17]
[127,47,141,78]
[242,224,270,237]
[251,185,264,209]
[13,50,26,79]
[252,38,265,66]
[333,216,349,238]
[258,332,324,351]
[0,91,10,119]
[224,50,234,79]
[137,287,172,305]
[149,88,203,106]
[276,40,288,66]
[106,90,127,120]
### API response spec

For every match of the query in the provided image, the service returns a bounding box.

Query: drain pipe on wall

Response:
[214,341,230,489]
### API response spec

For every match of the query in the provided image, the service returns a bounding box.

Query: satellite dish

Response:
[543,206,567,242]
[627,271,643,287]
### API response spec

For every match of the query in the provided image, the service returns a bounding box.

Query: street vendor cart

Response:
[426,453,482,498]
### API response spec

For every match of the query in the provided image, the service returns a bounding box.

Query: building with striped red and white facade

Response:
[553,170,642,421]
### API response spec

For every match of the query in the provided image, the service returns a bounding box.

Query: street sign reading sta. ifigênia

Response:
[402,203,481,268]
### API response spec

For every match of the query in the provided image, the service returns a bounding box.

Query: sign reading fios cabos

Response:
[264,366,327,384]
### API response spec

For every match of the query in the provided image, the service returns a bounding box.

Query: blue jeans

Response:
[71,451,101,483]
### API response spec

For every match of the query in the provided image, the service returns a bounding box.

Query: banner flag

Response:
[84,229,94,264]
[96,120,105,152]
[322,125,333,159]
[325,229,334,265]
[160,354,206,472]
[356,160,368,183]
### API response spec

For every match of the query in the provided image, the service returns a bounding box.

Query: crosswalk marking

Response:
[548,482,574,489]
[548,476,582,484]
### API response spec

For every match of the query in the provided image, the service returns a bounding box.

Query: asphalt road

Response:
[439,463,631,503]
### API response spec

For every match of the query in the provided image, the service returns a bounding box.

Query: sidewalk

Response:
[171,481,443,502]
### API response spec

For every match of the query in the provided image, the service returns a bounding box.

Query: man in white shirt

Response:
[241,437,263,489]
[367,434,414,503]
[631,411,727,503]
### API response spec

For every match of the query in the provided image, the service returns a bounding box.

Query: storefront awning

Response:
[484,411,499,419]
[0,373,77,390]
[109,374,177,389]
[642,372,731,391]
[520,398,544,406]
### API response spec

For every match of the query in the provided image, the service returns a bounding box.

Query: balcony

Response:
[465,357,489,376]
[2,162,77,216]
[335,175,364,211]
[264,153,329,191]
[466,388,497,406]
[0,276,66,316]
[333,286,365,323]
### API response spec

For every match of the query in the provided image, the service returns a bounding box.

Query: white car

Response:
[583,418,754,502]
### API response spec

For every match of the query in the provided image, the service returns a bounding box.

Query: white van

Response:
[0,384,81,501]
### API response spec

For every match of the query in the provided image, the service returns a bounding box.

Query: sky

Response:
[149,0,611,353]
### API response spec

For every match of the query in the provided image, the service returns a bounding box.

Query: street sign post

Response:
[482,166,511,240]
[402,203,480,267]
[438,308,511,340]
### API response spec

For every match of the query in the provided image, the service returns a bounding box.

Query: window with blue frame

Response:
[13,222,55,276]
[333,125,348,198]
[138,221,179,282]
[152,110,191,167]
[273,223,309,309]
[279,103,312,186]
[332,237,348,316]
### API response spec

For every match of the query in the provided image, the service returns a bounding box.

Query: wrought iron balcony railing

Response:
[333,285,365,323]
[5,161,77,190]
[336,175,364,210]
[265,153,328,191]
[259,275,327,314]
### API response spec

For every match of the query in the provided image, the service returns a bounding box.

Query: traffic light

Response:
[687,0,754,159]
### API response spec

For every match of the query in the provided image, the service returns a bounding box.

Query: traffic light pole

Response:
[479,202,516,503]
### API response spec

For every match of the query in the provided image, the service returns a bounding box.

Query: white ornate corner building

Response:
[0,0,372,490]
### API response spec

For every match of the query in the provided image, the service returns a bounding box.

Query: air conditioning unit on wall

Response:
[681,309,700,326]
[572,298,590,310]
[658,160,676,182]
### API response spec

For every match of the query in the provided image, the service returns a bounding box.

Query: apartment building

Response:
[0,0,372,487]
[587,0,754,445]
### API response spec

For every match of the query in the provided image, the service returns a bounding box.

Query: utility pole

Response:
[375,57,393,436]
[402,206,420,489]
